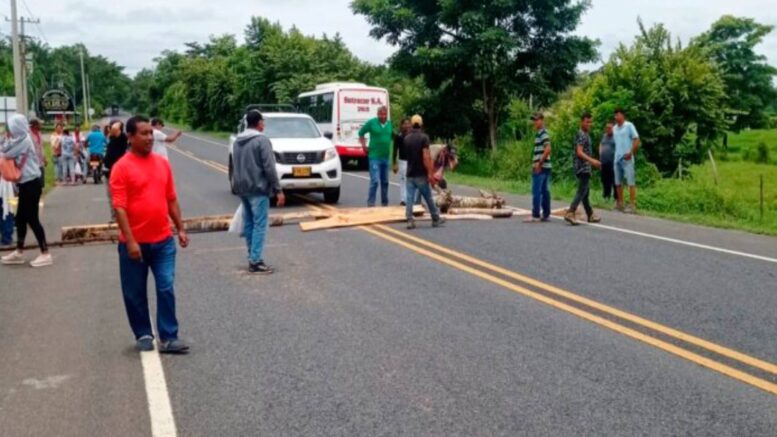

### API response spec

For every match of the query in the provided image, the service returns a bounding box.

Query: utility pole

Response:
[79,48,88,125]
[9,0,26,114]
[85,73,92,123]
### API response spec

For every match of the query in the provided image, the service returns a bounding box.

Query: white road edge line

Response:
[342,172,777,265]
[181,132,229,149]
[584,222,777,264]
[141,350,178,437]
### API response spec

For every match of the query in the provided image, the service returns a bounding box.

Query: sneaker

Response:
[588,214,602,223]
[406,219,416,230]
[1,250,26,265]
[136,335,155,352]
[159,339,190,355]
[432,217,446,228]
[30,253,53,268]
[564,210,578,226]
[540,217,552,223]
[248,261,273,275]
[399,201,406,206]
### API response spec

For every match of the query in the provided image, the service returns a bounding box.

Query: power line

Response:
[19,0,48,45]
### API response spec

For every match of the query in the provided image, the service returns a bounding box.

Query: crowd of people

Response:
[0,104,642,354]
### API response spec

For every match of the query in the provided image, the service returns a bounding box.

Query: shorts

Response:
[614,158,635,186]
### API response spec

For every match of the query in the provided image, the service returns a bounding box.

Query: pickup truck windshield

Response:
[264,118,320,139]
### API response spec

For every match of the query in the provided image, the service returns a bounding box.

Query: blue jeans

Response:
[62,155,75,181]
[241,194,269,265]
[0,199,13,245]
[54,156,62,181]
[368,158,389,206]
[406,176,440,221]
[118,237,179,341]
[532,168,552,219]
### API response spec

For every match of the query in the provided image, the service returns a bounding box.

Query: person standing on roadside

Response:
[110,115,190,354]
[60,129,77,185]
[231,110,285,275]
[1,114,52,267]
[150,118,182,160]
[29,118,46,189]
[613,108,640,213]
[358,106,393,207]
[51,123,64,184]
[565,113,602,226]
[599,123,616,201]
[104,121,128,219]
[85,124,107,182]
[524,112,552,223]
[392,118,411,206]
[403,115,444,229]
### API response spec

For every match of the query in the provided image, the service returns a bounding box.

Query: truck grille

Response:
[276,152,323,165]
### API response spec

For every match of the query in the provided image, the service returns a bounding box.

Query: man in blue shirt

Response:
[613,108,640,213]
[86,125,107,156]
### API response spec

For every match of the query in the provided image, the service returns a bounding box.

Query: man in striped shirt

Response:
[525,112,552,223]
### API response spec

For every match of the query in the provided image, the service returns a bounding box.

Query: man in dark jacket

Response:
[231,111,285,274]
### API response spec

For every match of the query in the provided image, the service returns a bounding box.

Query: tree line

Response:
[2,1,775,179]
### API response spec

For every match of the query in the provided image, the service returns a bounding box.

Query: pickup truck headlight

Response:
[324,148,338,162]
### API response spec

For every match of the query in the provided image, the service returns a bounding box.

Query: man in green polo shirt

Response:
[358,106,393,207]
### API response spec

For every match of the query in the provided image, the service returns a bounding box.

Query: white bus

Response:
[298,82,390,163]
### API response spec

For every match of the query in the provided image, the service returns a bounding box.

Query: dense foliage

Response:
[549,22,730,175]
[0,40,132,117]
[351,0,598,149]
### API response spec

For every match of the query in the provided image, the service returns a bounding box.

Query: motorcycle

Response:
[89,154,104,184]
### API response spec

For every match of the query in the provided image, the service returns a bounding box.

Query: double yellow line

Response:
[307,200,777,396]
[172,139,777,396]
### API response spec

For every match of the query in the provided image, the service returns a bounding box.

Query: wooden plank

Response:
[61,211,331,242]
[300,206,424,232]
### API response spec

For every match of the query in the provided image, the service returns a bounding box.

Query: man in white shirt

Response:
[150,118,182,160]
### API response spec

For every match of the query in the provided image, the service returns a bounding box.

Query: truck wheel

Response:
[324,187,340,204]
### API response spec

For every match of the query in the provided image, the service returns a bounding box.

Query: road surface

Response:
[1,129,776,436]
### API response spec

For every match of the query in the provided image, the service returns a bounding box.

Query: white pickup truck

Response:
[228,112,342,204]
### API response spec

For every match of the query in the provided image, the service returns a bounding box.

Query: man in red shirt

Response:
[110,115,190,354]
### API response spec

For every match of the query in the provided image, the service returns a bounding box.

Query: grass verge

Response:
[448,160,777,237]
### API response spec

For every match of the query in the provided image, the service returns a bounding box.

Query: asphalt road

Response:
[1,129,776,436]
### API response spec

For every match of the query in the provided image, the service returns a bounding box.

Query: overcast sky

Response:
[2,0,776,77]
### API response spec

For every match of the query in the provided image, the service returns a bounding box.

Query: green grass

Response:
[449,147,777,236]
[724,129,777,164]
[42,144,56,197]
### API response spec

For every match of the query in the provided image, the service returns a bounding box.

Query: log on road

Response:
[61,211,330,243]
[434,190,507,213]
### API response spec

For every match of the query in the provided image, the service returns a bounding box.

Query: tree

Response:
[693,16,777,131]
[352,0,598,149]
[549,21,729,175]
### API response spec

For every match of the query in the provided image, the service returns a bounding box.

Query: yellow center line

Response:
[374,224,777,377]
[168,144,228,174]
[358,225,777,396]
[171,143,777,395]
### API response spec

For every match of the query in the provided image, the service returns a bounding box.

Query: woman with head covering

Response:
[1,114,52,267]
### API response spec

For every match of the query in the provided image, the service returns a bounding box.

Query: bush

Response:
[743,142,772,164]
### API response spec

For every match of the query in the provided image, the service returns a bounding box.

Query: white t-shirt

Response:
[152,129,169,160]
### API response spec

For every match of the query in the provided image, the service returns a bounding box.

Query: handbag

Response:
[0,152,28,183]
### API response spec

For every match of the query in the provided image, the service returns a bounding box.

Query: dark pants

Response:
[39,167,45,189]
[15,179,48,251]
[0,199,14,245]
[118,237,179,341]
[406,176,440,221]
[570,173,593,217]
[601,161,614,200]
[531,168,551,219]
[368,158,389,207]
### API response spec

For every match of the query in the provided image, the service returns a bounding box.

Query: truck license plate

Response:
[293,167,311,177]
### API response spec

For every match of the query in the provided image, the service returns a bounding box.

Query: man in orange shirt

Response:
[110,115,190,354]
